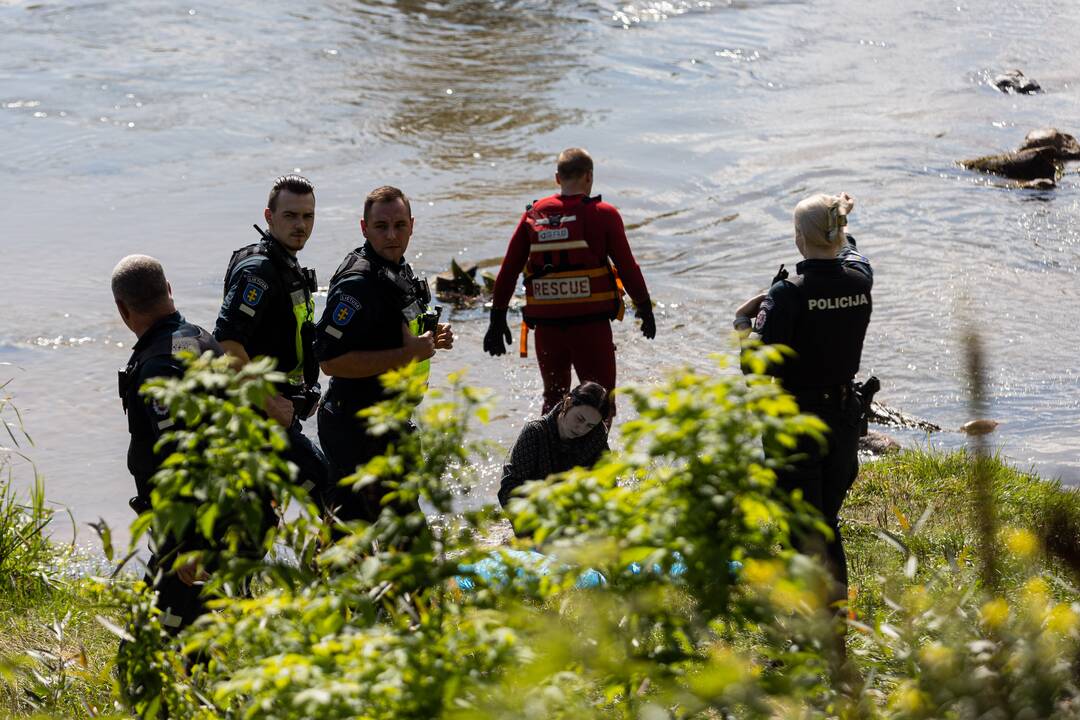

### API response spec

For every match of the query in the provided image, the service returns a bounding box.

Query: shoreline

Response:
[4,446,1080,717]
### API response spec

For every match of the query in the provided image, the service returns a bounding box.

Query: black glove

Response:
[636,303,656,340]
[483,307,512,356]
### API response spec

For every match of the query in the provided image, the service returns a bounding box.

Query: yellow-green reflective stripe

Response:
[408,317,431,384]
[289,297,314,381]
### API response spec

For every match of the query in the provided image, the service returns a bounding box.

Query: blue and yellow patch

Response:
[332,301,355,326]
[242,282,264,307]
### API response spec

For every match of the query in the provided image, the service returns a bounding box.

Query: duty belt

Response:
[792,383,855,408]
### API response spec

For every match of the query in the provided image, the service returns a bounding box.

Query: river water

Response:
[2,0,1078,544]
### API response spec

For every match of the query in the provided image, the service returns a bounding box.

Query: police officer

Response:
[316,185,454,525]
[483,147,655,416]
[735,191,872,607]
[214,175,329,509]
[113,254,221,633]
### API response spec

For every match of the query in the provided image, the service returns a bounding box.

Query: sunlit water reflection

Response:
[1,0,1078,547]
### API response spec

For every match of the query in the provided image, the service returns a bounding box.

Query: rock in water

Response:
[859,430,901,456]
[960,146,1059,181]
[1018,128,1080,160]
[960,419,999,436]
[993,69,1042,94]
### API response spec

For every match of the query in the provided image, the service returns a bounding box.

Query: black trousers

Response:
[283,418,331,513]
[133,491,274,636]
[317,402,417,526]
[773,394,861,602]
[143,537,207,636]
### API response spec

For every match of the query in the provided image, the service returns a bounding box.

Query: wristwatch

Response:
[733,316,752,331]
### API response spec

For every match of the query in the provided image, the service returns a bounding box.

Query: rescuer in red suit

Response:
[483,148,655,415]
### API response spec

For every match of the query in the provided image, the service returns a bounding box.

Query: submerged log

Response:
[1018,128,1080,160]
[1018,178,1056,190]
[867,402,942,433]
[960,146,1059,181]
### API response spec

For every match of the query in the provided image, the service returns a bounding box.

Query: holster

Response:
[853,376,881,437]
[287,384,322,419]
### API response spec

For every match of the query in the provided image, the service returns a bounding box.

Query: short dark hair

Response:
[267,174,315,212]
[363,185,412,222]
[557,148,593,180]
[564,381,610,416]
[111,255,170,314]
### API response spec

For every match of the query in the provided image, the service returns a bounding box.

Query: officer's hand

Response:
[483,307,512,356]
[434,322,454,350]
[404,324,436,361]
[735,293,766,320]
[265,393,295,427]
[176,560,208,587]
[837,191,855,215]
[636,303,656,340]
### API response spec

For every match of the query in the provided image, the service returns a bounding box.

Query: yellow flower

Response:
[1003,528,1038,559]
[1047,604,1079,635]
[902,585,932,614]
[918,642,955,672]
[742,559,781,588]
[1023,577,1050,601]
[980,598,1010,629]
[888,681,930,714]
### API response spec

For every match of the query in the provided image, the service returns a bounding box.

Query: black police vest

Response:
[322,248,434,411]
[777,268,872,391]
[328,248,432,327]
[119,319,220,496]
[223,235,319,387]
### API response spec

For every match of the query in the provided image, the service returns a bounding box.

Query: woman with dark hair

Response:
[497,381,610,508]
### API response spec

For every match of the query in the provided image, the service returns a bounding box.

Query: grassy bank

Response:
[0,475,117,716]
[2,446,1078,718]
[846,449,1080,618]
[0,573,116,716]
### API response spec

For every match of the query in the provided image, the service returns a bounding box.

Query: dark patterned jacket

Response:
[498,402,609,507]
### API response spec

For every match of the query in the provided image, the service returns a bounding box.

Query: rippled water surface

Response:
[2,0,1078,542]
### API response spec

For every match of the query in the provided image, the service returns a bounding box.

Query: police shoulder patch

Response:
[753,307,768,331]
[331,301,356,327]
[242,282,264,307]
[753,297,773,332]
[150,399,174,430]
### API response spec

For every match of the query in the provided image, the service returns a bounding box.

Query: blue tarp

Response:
[454,549,720,592]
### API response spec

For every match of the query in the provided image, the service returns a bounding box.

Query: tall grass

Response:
[0,386,115,717]
[0,381,57,595]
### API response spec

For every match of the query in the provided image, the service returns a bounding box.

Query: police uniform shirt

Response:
[315,244,412,413]
[122,313,191,496]
[214,239,306,377]
[753,236,873,391]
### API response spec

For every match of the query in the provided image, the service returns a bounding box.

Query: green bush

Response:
[6,351,1080,719]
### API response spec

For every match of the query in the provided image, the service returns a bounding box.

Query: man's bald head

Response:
[556,147,593,180]
[111,255,172,315]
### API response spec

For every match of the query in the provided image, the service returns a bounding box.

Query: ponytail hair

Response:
[793,192,855,248]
